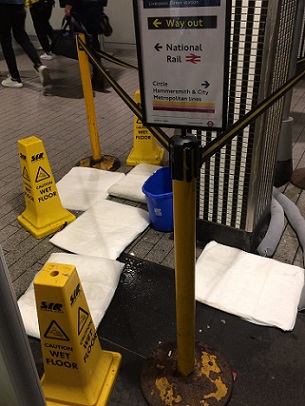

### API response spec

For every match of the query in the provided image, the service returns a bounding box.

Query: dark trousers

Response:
[30,0,54,54]
[72,4,102,77]
[0,4,41,80]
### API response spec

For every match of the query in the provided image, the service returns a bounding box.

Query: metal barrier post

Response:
[141,133,233,405]
[76,33,120,171]
[171,133,198,376]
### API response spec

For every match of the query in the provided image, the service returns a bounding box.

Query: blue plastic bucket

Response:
[142,166,173,232]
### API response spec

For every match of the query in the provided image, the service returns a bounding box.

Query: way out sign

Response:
[133,0,231,130]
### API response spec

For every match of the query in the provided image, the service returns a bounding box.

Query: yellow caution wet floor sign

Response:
[34,262,122,406]
[17,136,75,238]
[126,90,164,166]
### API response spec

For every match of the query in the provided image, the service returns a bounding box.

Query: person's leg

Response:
[30,0,54,54]
[30,4,50,53]
[77,5,106,91]
[12,5,51,85]
[75,4,101,50]
[45,0,54,42]
[0,4,22,82]
[12,5,43,69]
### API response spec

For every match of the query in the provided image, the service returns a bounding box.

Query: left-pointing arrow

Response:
[153,19,162,28]
[154,43,162,51]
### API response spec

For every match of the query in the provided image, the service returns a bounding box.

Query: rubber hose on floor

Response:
[273,187,305,266]
[256,197,285,257]
[272,187,305,310]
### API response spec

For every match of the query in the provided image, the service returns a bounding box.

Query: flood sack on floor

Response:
[56,167,125,211]
[107,163,162,203]
[195,241,304,331]
[49,200,150,259]
[17,253,124,339]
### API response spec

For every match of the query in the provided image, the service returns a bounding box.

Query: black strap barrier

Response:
[77,37,171,150]
[95,49,139,71]
[201,67,305,163]
[297,57,305,65]
[78,36,305,165]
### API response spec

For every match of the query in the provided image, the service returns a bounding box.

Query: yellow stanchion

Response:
[126,90,164,166]
[17,136,75,239]
[173,175,196,376]
[141,135,233,405]
[76,33,120,171]
[34,262,121,406]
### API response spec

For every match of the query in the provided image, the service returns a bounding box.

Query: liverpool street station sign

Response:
[133,0,231,130]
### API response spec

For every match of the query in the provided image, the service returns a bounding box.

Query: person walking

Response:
[63,0,108,91]
[26,0,55,61]
[0,0,51,88]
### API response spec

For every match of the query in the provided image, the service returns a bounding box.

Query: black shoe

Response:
[91,75,106,92]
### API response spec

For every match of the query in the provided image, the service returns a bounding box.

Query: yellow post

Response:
[173,176,196,376]
[34,262,121,406]
[171,135,199,376]
[77,33,101,162]
[76,34,120,170]
[126,90,164,166]
[17,136,75,239]
[140,134,233,405]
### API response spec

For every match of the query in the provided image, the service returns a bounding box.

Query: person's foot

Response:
[1,76,23,88]
[37,65,51,86]
[91,75,107,92]
[40,52,54,61]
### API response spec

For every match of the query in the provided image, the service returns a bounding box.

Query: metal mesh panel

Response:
[247,0,298,230]
[196,0,298,241]
[297,5,305,58]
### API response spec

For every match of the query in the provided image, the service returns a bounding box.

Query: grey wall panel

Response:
[196,0,299,250]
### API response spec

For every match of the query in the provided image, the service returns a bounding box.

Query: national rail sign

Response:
[133,0,231,130]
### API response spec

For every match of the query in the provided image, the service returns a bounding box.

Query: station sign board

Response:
[133,0,231,130]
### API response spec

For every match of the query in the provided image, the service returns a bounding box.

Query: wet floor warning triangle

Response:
[126,90,164,166]
[44,320,69,341]
[23,166,30,182]
[35,166,50,183]
[78,307,89,335]
[34,262,121,405]
[17,136,75,238]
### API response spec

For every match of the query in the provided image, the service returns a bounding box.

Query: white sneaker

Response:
[1,76,23,88]
[40,52,53,61]
[37,65,51,86]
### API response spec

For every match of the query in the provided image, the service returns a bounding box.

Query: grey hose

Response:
[272,187,305,310]
[256,197,285,257]
[273,187,305,267]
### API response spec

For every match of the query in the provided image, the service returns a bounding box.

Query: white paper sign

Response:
[134,0,230,130]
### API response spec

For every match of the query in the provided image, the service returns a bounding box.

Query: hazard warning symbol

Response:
[78,307,89,335]
[35,166,50,183]
[22,167,30,182]
[44,320,70,341]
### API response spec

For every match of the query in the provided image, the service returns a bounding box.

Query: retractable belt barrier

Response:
[78,36,305,166]
[94,48,139,71]
[78,36,171,149]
